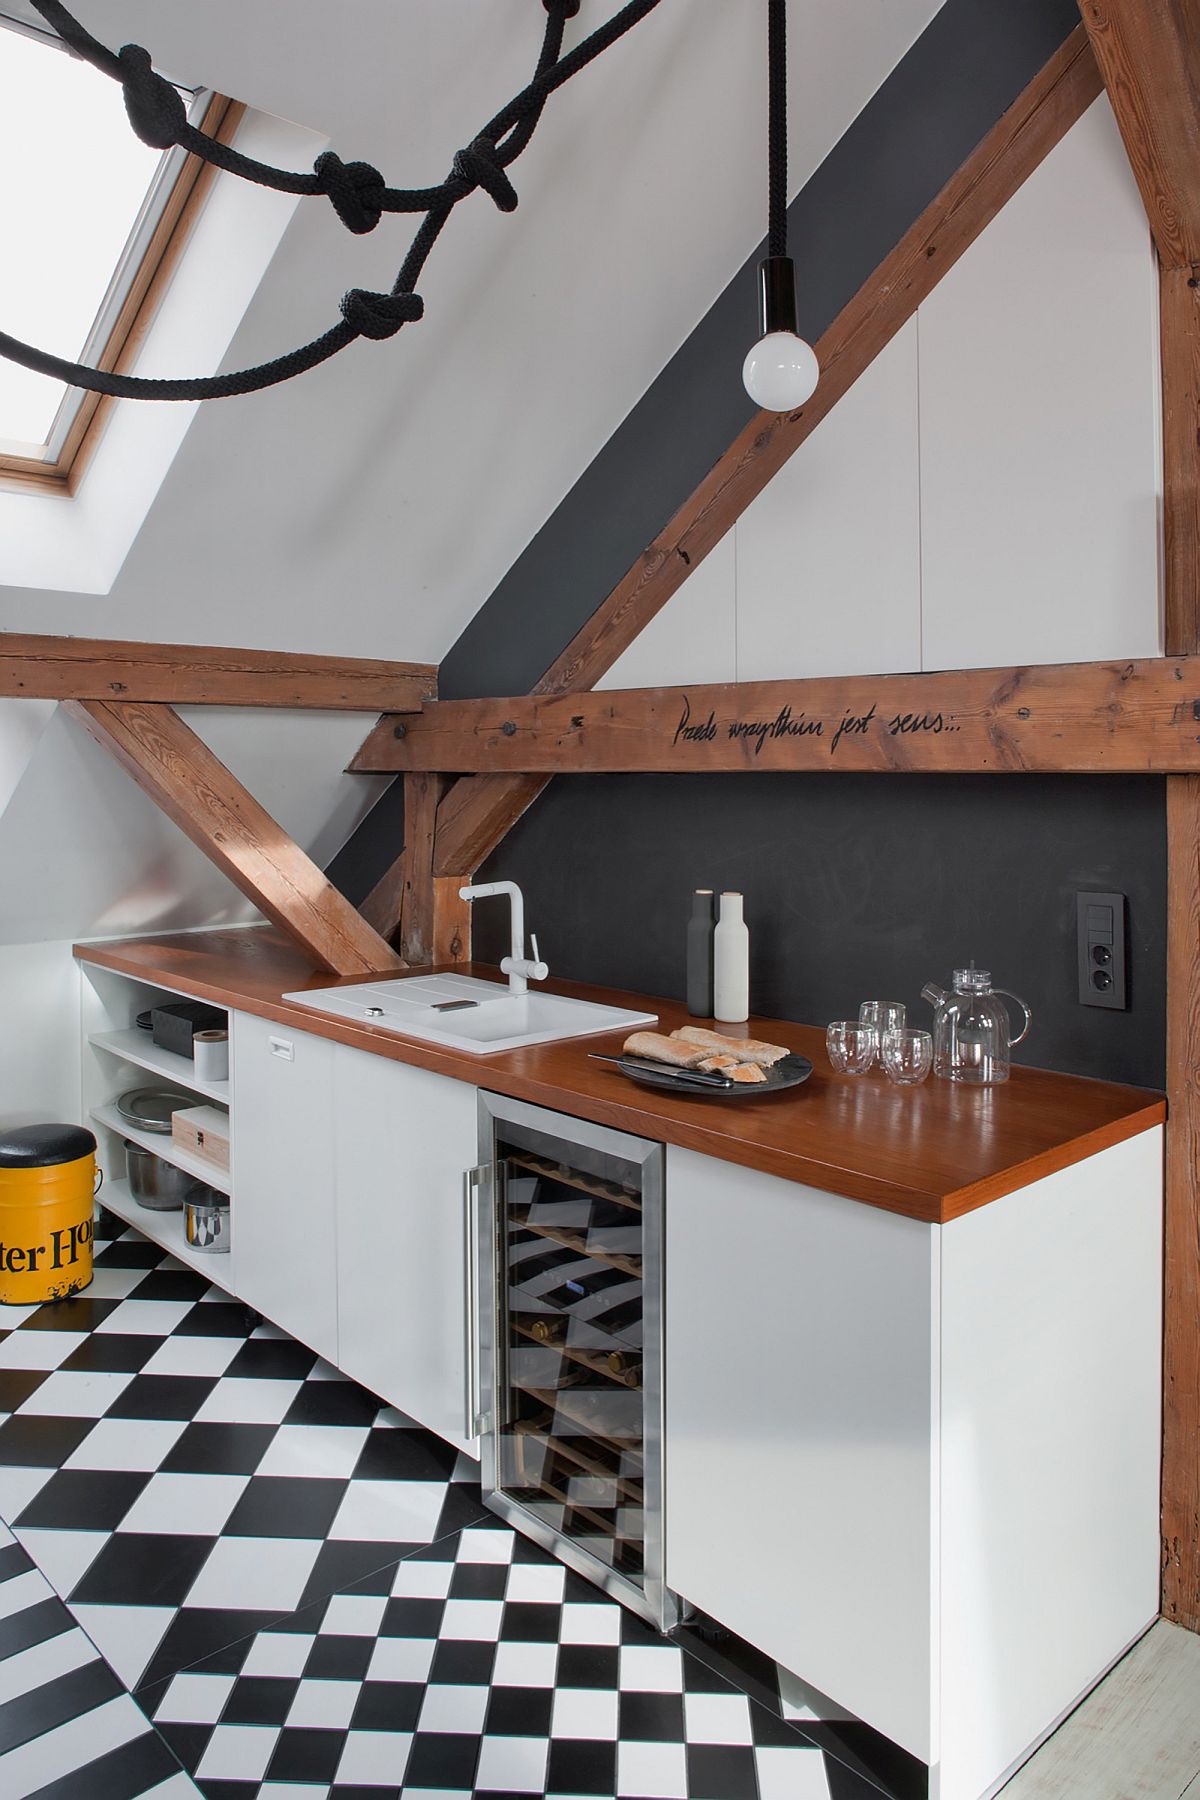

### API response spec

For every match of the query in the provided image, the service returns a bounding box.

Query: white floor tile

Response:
[0,1564,53,1618]
[195,1723,281,1781]
[335,1729,413,1786]
[118,1470,249,1536]
[506,1561,566,1604]
[366,1634,437,1684]
[156,1671,239,1725]
[286,1677,361,1730]
[95,1299,199,1336]
[140,1335,244,1378]
[439,1598,505,1641]
[0,1463,55,1522]
[0,1303,45,1327]
[0,1620,95,1703]
[17,1368,135,1417]
[241,1631,317,1678]
[15,1527,107,1598]
[755,1744,834,1799]
[617,1738,689,1798]
[551,1685,620,1740]
[194,1377,303,1425]
[321,1591,389,1637]
[475,1733,550,1794]
[416,1681,490,1734]
[0,1330,86,1369]
[64,1415,189,1472]
[0,1692,151,1795]
[560,1601,622,1646]
[684,1688,754,1745]
[620,1644,686,1693]
[83,1267,154,1300]
[184,1534,323,1613]
[492,1640,560,1688]
[69,1603,176,1688]
[388,1557,455,1600]
[255,1423,370,1480]
[138,1774,205,1799]
[328,1478,446,1544]
[456,1528,516,1563]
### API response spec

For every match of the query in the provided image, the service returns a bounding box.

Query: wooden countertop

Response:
[74,927,1166,1224]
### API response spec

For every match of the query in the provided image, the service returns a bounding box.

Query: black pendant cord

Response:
[767,0,788,259]
[0,0,664,402]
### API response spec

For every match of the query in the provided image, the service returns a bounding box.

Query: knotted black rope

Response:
[767,0,788,259]
[0,0,665,401]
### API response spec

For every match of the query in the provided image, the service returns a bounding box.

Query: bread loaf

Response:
[672,1026,789,1067]
[623,1031,708,1069]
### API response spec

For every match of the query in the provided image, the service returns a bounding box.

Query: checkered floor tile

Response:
[0,1225,849,1799]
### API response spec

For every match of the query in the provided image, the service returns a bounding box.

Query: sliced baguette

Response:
[623,1031,709,1069]
[672,1026,790,1068]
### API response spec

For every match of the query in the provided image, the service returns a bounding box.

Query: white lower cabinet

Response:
[664,1131,1163,1799]
[332,1045,479,1454]
[230,1012,339,1363]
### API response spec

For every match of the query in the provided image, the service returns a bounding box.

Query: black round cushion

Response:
[0,1125,97,1169]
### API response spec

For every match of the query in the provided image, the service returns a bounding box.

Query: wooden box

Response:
[172,1103,231,1172]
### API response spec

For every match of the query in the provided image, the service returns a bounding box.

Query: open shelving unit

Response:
[80,960,235,1285]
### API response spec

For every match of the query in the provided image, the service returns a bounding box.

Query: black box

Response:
[151,1001,227,1061]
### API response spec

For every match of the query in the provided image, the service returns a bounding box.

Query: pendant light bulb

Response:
[743,254,818,412]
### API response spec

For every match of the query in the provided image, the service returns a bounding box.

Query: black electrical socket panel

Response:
[1077,891,1127,1010]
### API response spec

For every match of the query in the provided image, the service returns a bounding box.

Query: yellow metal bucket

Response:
[0,1125,97,1304]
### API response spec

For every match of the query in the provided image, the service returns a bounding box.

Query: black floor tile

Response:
[304,1633,375,1681]
[92,1240,162,1269]
[125,1269,212,1304]
[172,1302,253,1338]
[621,1688,686,1741]
[59,1334,159,1375]
[350,1678,424,1731]
[351,1425,458,1482]
[224,1337,317,1381]
[19,1297,122,1333]
[221,1673,298,1725]
[0,1595,76,1659]
[448,1559,508,1601]
[0,1412,92,1465]
[223,1473,346,1539]
[22,1725,185,1800]
[501,1599,562,1641]
[0,1369,51,1412]
[282,1379,383,1428]
[297,1540,406,1609]
[404,1728,479,1787]
[267,1723,346,1782]
[106,1372,218,1420]
[0,1656,123,1753]
[428,1636,497,1686]
[557,1642,619,1688]
[687,1741,761,1800]
[158,1421,277,1476]
[68,1530,215,1606]
[137,1607,274,1691]
[546,1735,618,1796]
[485,1683,554,1736]
[15,1468,151,1532]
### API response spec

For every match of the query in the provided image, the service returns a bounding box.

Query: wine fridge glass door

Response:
[477,1094,671,1629]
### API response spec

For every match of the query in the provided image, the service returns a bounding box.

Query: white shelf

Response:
[89,1028,230,1106]
[91,1102,232,1196]
[99,1178,235,1285]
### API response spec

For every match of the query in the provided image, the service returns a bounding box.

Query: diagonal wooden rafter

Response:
[351,23,1103,899]
[1078,0,1200,272]
[66,699,404,977]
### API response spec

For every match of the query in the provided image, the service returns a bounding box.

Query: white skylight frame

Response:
[0,8,230,490]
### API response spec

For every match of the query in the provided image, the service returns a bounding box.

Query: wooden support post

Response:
[66,700,404,978]
[432,876,472,965]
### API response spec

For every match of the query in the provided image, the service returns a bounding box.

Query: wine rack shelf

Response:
[507,1151,641,1214]
[512,1319,641,1390]
[509,1211,642,1278]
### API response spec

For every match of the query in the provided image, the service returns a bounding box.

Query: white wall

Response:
[0,942,82,1129]
[608,98,1162,689]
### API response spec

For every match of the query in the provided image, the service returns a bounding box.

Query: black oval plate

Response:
[616,1051,814,1099]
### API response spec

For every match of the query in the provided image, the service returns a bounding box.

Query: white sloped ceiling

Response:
[0,0,943,945]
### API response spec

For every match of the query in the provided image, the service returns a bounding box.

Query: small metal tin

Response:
[184,1189,230,1254]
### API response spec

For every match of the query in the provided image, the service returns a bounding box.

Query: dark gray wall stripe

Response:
[439,0,1083,702]
[476,774,1167,1091]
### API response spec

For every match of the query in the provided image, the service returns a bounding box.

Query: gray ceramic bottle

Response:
[686,889,716,1017]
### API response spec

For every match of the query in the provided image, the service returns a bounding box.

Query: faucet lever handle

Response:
[530,932,540,965]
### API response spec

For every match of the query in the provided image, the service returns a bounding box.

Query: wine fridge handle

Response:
[463,1165,493,1442]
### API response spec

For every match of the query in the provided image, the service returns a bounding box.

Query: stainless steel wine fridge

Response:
[467,1093,677,1631]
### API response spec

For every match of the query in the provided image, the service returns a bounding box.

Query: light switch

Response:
[1076,891,1127,1010]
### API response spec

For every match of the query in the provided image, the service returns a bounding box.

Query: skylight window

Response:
[0,15,232,492]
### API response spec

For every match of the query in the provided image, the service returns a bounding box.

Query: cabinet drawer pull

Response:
[268,1036,295,1062]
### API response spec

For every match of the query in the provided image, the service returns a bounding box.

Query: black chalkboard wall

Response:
[474,774,1166,1090]
[329,0,1169,1091]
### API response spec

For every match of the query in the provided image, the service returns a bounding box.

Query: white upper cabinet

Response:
[918,97,1162,672]
[735,319,922,681]
[596,529,737,691]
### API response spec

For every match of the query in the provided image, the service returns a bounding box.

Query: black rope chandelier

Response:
[0,0,817,413]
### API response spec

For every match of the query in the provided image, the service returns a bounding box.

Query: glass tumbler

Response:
[826,1021,876,1076]
[859,1001,906,1053]
[880,1028,934,1086]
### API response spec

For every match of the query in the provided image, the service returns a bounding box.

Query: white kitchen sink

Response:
[282,973,656,1055]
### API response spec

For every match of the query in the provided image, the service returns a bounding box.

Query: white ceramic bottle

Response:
[713,891,750,1023]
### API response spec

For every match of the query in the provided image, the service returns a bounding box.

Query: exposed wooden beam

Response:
[1163,267,1200,658]
[432,877,472,965]
[353,24,1102,882]
[1164,776,1200,1630]
[65,700,403,977]
[1,635,436,712]
[1078,0,1200,271]
[395,773,447,966]
[351,658,1200,778]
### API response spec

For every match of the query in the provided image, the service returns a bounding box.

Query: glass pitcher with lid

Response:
[920,965,1032,1085]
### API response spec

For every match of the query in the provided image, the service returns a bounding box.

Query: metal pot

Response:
[184,1188,230,1254]
[124,1142,195,1212]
